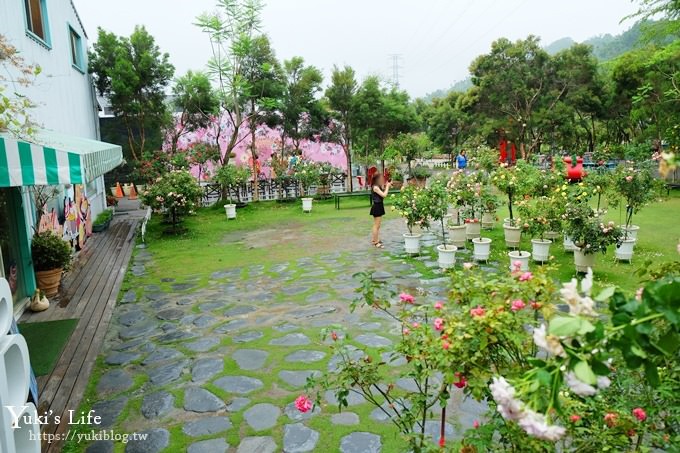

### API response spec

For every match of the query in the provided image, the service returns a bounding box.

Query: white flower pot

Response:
[503,217,512,226]
[621,225,639,240]
[509,250,531,271]
[503,224,522,248]
[224,204,237,220]
[448,224,467,248]
[482,212,495,230]
[545,231,561,240]
[563,234,576,252]
[574,248,596,273]
[465,221,481,240]
[472,237,492,262]
[302,197,313,212]
[615,238,636,262]
[531,239,552,263]
[122,184,132,196]
[403,233,422,255]
[437,244,457,269]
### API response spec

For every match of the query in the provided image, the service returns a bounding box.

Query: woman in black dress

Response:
[370,174,391,248]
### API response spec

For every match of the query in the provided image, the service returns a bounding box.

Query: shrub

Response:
[93,209,114,226]
[31,231,72,271]
[410,165,432,180]
[141,170,202,232]
[213,164,251,203]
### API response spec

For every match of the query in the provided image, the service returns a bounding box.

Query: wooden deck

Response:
[20,215,139,453]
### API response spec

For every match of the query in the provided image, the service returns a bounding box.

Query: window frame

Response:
[23,0,52,49]
[68,24,85,73]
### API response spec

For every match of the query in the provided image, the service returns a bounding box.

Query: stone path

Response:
[83,219,495,452]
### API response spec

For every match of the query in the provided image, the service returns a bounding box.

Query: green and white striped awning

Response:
[0,129,123,187]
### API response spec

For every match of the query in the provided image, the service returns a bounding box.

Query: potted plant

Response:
[517,197,555,263]
[296,161,321,213]
[214,164,252,219]
[429,178,457,269]
[564,204,622,273]
[609,164,660,260]
[411,165,432,187]
[31,231,72,297]
[92,209,114,233]
[390,171,404,190]
[472,237,492,262]
[480,190,500,230]
[493,163,533,248]
[393,184,430,255]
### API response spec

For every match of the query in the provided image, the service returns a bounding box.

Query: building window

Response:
[24,0,50,46]
[69,26,84,71]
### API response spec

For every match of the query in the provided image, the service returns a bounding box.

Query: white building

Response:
[0,0,123,313]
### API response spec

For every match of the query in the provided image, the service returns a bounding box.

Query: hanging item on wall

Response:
[63,197,78,247]
[75,185,92,250]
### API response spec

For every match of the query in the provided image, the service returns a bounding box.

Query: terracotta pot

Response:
[35,268,63,298]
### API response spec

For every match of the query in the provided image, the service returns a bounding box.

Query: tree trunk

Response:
[344,143,353,192]
[250,103,259,202]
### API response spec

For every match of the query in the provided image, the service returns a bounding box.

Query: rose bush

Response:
[141,170,202,233]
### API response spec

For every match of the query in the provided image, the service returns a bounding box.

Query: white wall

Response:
[0,0,106,216]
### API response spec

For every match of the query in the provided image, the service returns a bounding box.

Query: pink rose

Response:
[399,293,415,304]
[412,322,420,328]
[295,395,313,413]
[470,306,486,317]
[513,260,522,271]
[518,271,533,281]
[511,299,526,311]
[433,318,444,331]
[635,287,643,301]
[604,412,618,427]
[473,420,480,429]
[632,407,647,422]
[434,301,444,310]
[441,341,450,350]
[626,175,633,182]
[570,414,581,423]
[402,328,410,336]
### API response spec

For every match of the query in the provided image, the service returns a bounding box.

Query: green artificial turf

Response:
[19,318,78,376]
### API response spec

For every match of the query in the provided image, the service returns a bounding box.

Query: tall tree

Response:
[168,70,219,154]
[241,34,283,200]
[278,57,324,152]
[89,26,175,161]
[470,36,553,158]
[195,0,266,166]
[325,65,358,191]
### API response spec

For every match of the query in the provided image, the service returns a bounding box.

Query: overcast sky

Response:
[73,0,641,98]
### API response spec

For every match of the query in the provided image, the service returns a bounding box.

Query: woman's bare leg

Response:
[372,216,382,244]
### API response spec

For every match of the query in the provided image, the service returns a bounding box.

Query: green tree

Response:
[352,77,417,171]
[89,26,175,161]
[195,0,267,166]
[0,34,41,137]
[470,36,554,158]
[325,65,358,191]
[241,34,283,200]
[277,57,324,152]
[384,132,432,177]
[421,90,474,164]
[168,70,219,154]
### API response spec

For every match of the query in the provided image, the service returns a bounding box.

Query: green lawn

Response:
[136,191,679,296]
